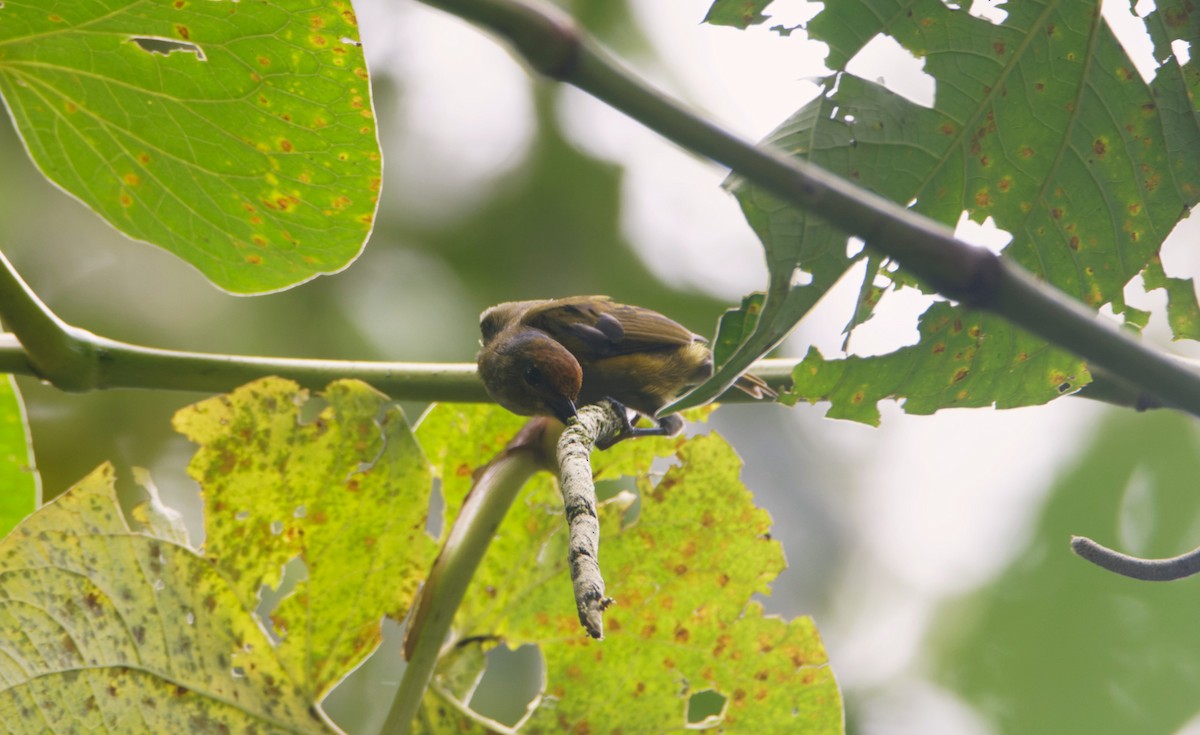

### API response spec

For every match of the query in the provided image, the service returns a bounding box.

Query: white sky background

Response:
[352,0,1197,732]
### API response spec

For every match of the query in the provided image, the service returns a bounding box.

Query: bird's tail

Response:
[734,372,778,401]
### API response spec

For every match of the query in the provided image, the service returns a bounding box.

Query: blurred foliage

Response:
[933,408,1200,734]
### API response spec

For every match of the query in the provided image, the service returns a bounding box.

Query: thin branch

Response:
[556,400,623,638]
[0,251,796,401]
[1070,535,1200,581]
[387,418,555,735]
[414,0,1200,420]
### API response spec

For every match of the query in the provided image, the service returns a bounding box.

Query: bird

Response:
[476,295,775,446]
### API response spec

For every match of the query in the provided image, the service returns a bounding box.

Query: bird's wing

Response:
[523,297,699,356]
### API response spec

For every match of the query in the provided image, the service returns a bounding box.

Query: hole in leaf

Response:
[425,476,444,539]
[296,394,327,425]
[1101,0,1159,82]
[1173,39,1192,65]
[469,644,544,727]
[846,236,865,259]
[791,267,814,288]
[953,211,1012,255]
[129,36,206,61]
[967,0,1008,24]
[256,557,308,644]
[687,688,727,725]
[845,34,935,109]
[231,666,246,678]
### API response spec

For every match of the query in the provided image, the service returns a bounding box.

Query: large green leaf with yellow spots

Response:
[693,0,1200,422]
[174,377,436,702]
[0,379,434,732]
[0,0,380,294]
[415,404,842,734]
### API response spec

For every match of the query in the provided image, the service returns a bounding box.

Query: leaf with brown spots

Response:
[0,0,380,294]
[679,0,1200,415]
[786,303,1087,424]
[703,0,773,28]
[0,463,327,733]
[427,427,842,733]
[175,377,436,701]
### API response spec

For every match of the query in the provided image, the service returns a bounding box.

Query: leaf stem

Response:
[0,252,796,402]
[1070,535,1200,581]
[385,419,553,734]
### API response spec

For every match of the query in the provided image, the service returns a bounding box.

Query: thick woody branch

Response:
[556,400,622,638]
[1070,535,1200,581]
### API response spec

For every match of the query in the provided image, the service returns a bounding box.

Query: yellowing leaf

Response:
[174,377,436,700]
[421,406,843,734]
[0,463,326,733]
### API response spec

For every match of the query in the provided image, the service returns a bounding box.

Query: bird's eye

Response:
[523,366,544,386]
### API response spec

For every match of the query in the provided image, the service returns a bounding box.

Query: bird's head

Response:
[477,328,583,424]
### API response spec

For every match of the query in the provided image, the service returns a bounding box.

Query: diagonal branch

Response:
[413,0,1200,420]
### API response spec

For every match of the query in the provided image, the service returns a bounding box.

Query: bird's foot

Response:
[595,399,684,450]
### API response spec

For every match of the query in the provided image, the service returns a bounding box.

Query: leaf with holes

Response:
[786,306,1086,425]
[419,412,843,734]
[0,0,380,293]
[174,377,436,702]
[676,0,1200,420]
[0,463,329,733]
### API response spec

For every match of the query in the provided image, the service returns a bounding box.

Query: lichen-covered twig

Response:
[557,400,624,638]
[1070,535,1200,581]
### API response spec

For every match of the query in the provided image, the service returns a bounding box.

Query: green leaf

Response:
[713,292,766,369]
[0,463,327,733]
[788,306,1088,425]
[0,376,37,537]
[703,0,772,29]
[842,251,883,348]
[0,0,380,294]
[415,402,531,542]
[423,413,842,734]
[682,0,1200,415]
[174,377,436,701]
[1142,256,1200,340]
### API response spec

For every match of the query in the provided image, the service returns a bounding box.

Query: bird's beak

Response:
[548,395,578,425]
